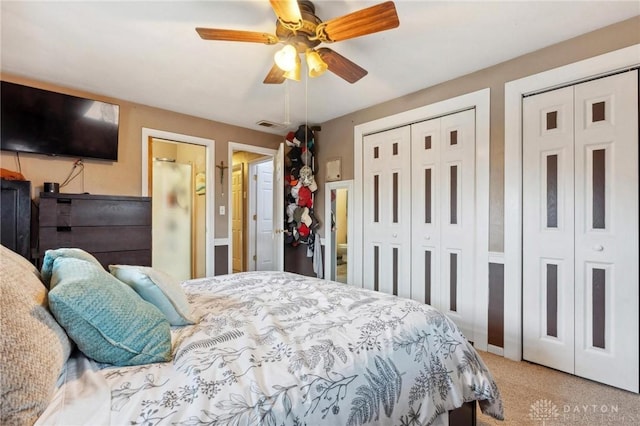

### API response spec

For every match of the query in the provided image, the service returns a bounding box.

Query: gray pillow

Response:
[1,245,72,425]
[109,265,197,326]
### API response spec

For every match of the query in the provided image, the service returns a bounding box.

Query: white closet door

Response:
[362,126,412,298]
[522,86,576,374]
[523,71,638,392]
[573,71,638,392]
[411,109,476,340]
[410,117,442,306]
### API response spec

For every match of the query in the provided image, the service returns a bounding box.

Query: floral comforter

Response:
[39,271,503,425]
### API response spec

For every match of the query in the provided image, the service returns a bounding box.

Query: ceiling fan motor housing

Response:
[275,0,322,52]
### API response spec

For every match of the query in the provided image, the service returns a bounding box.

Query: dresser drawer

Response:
[39,226,151,254]
[39,197,151,227]
[92,250,151,268]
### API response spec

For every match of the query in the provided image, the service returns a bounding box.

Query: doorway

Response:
[141,128,214,278]
[150,139,207,280]
[227,142,284,273]
[230,151,272,272]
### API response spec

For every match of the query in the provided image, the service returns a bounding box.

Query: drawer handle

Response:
[56,226,72,232]
[56,198,72,204]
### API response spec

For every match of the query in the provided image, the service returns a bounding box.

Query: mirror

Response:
[324,180,353,284]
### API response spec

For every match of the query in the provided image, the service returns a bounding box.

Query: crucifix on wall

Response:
[216,160,229,196]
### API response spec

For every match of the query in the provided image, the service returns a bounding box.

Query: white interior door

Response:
[522,85,576,374]
[411,109,476,340]
[362,126,412,298]
[273,143,284,271]
[410,117,441,306]
[523,70,639,392]
[573,71,638,392]
[254,159,274,271]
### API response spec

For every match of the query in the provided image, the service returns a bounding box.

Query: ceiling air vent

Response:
[256,120,285,129]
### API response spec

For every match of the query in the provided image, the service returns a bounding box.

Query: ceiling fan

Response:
[196,0,399,84]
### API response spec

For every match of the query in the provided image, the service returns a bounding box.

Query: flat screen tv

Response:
[1,81,119,161]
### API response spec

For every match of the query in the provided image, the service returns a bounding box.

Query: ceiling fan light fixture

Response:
[274,44,298,72]
[306,48,328,78]
[284,55,301,81]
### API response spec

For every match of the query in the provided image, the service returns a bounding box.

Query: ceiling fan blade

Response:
[269,0,302,27]
[318,1,399,42]
[196,28,278,44]
[263,64,286,84]
[317,48,368,84]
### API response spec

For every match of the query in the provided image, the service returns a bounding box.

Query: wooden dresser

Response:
[1,179,32,260]
[38,192,152,269]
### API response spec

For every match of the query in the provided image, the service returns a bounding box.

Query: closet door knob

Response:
[593,244,604,252]
[424,235,431,240]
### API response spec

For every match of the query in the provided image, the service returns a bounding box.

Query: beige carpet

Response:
[475,350,640,426]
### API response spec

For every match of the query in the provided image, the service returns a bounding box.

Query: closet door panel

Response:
[411,118,441,306]
[363,126,411,297]
[439,109,476,339]
[410,109,476,340]
[573,71,638,392]
[522,86,576,374]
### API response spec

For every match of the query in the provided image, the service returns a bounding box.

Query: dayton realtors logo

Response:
[529,399,560,425]
[529,399,630,425]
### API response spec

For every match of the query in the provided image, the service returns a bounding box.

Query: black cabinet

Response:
[1,179,31,260]
[38,192,152,269]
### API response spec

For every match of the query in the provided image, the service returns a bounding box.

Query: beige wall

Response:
[2,17,638,248]
[0,73,283,239]
[315,16,640,252]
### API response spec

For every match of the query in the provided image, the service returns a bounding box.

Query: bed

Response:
[1,244,503,425]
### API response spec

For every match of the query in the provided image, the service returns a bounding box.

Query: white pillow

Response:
[109,265,196,326]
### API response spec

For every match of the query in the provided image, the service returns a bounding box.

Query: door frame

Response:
[504,44,640,361]
[353,88,491,350]
[324,179,354,283]
[141,128,215,276]
[227,142,280,274]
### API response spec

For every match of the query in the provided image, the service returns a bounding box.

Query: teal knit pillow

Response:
[46,256,172,366]
[41,248,104,287]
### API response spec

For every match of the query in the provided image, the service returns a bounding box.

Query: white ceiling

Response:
[2,1,638,134]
